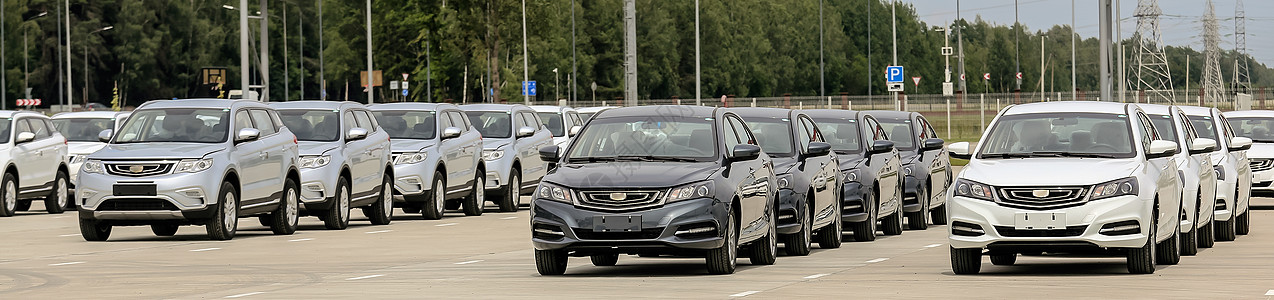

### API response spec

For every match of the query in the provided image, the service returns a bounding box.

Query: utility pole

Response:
[365,0,373,104]
[1014,0,1021,91]
[622,0,637,106]
[521,0,529,104]
[66,0,72,107]
[694,0,701,105]
[260,0,270,102]
[283,4,289,101]
[572,0,578,104]
[1116,0,1125,102]
[56,1,63,110]
[1071,0,1077,100]
[427,30,432,102]
[299,7,304,100]
[239,0,250,100]
[819,0,825,98]
[319,0,325,100]
[1099,0,1113,102]
[957,0,966,94]
[1041,36,1047,101]
[891,0,898,108]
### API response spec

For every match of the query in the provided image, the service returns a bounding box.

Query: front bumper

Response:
[947,194,1152,250]
[76,170,225,223]
[483,154,514,191]
[902,175,923,212]
[1215,178,1236,221]
[530,197,729,254]
[298,164,341,210]
[840,182,870,223]
[776,188,807,235]
[390,154,441,198]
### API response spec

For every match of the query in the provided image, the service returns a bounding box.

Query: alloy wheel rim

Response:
[383,180,393,213]
[475,177,485,201]
[286,187,298,227]
[728,214,738,262]
[339,185,350,223]
[511,176,520,206]
[4,181,15,212]
[435,179,445,214]
[224,193,237,230]
[57,178,68,207]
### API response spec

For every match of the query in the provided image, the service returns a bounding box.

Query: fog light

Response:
[951,221,985,236]
[533,228,565,236]
[177,188,204,199]
[79,190,98,200]
[1099,220,1140,236]
[675,226,716,236]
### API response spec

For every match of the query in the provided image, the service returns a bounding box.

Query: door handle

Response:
[260,152,268,159]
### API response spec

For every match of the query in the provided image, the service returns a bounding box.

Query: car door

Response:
[864,116,900,210]
[799,115,837,226]
[725,115,769,241]
[1217,114,1252,210]
[444,111,478,189]
[28,118,61,188]
[522,111,552,184]
[1180,110,1218,202]
[359,110,390,181]
[11,119,41,190]
[233,109,272,206]
[345,110,378,196]
[916,116,950,206]
[435,110,463,191]
[250,109,288,199]
[1137,112,1179,238]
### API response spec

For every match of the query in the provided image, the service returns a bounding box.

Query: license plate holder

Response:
[593,215,642,232]
[113,184,157,196]
[1013,212,1065,230]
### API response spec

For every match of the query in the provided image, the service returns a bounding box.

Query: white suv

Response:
[1140,104,1219,254]
[1182,106,1252,241]
[947,101,1182,274]
[0,111,71,216]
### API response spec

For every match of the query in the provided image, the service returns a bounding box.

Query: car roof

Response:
[529,105,576,113]
[595,105,719,119]
[727,107,794,119]
[1133,103,1173,115]
[458,103,532,112]
[136,98,267,110]
[803,109,862,120]
[369,102,458,111]
[1002,101,1129,115]
[51,111,127,119]
[269,100,365,111]
[0,110,47,119]
[862,110,918,120]
[1222,110,1274,118]
[576,106,617,113]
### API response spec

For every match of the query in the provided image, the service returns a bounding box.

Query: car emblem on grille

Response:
[1032,190,1050,198]
[129,165,145,173]
[609,193,628,201]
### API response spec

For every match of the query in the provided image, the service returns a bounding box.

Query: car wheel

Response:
[151,224,179,237]
[1126,214,1157,274]
[817,210,842,249]
[364,175,394,225]
[535,249,568,275]
[1180,223,1198,256]
[497,172,520,212]
[1216,214,1236,242]
[79,218,112,241]
[324,177,352,230]
[930,201,948,226]
[463,175,485,216]
[706,210,739,274]
[44,171,69,214]
[989,253,1016,266]
[422,172,446,220]
[749,208,778,265]
[1155,223,1181,265]
[906,186,930,230]
[590,254,619,266]
[783,202,812,256]
[950,247,982,275]
[14,200,30,212]
[1236,211,1250,236]
[1197,219,1215,248]
[269,178,300,235]
[882,201,904,236]
[0,173,17,217]
[850,188,878,242]
[206,181,238,241]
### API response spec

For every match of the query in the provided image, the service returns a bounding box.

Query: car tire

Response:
[497,172,520,212]
[1197,219,1215,248]
[590,254,619,266]
[1216,216,1236,242]
[783,200,813,256]
[44,170,69,214]
[0,173,18,217]
[989,253,1016,266]
[14,200,30,212]
[931,202,948,225]
[950,247,982,275]
[816,211,842,249]
[706,210,739,274]
[364,175,394,225]
[324,177,352,230]
[882,203,904,236]
[749,208,778,265]
[850,189,878,242]
[534,249,568,275]
[1236,211,1250,235]
[151,224,179,237]
[906,186,930,230]
[79,218,111,241]
[422,172,446,220]
[1126,217,1156,274]
[206,181,239,241]
[1180,224,1198,256]
[1155,224,1181,265]
[269,178,300,235]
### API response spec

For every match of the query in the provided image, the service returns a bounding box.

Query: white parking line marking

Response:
[345,274,385,281]
[365,230,393,234]
[48,261,84,266]
[454,260,483,265]
[436,223,459,227]
[729,291,760,297]
[500,216,518,220]
[224,292,265,298]
[59,234,79,237]
[190,248,221,252]
[288,238,314,242]
[924,243,943,248]
[803,273,830,279]
[1265,289,1274,296]
[865,258,889,263]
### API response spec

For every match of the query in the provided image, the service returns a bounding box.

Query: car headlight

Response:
[776,173,793,189]
[954,178,995,201]
[82,160,104,174]
[842,169,860,183]
[1213,165,1225,181]
[536,182,573,203]
[174,158,215,173]
[1090,177,1138,200]
[667,181,714,203]
[393,152,427,165]
[298,155,332,169]
[483,149,505,161]
[70,155,88,164]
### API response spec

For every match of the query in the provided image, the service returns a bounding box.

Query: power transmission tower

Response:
[1202,0,1226,107]
[1132,0,1174,102]
[1233,0,1251,94]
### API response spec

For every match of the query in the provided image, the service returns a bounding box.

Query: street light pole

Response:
[694,0,700,105]
[319,0,325,100]
[553,68,559,101]
[365,0,373,104]
[1041,36,1047,101]
[66,0,73,108]
[521,0,530,105]
[819,0,824,98]
[1071,0,1077,100]
[84,26,113,107]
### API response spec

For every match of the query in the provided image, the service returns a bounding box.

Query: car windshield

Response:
[878,119,915,150]
[1226,117,1274,142]
[538,112,566,137]
[1147,114,1178,143]
[1186,115,1219,141]
[813,118,862,153]
[744,119,794,157]
[114,108,228,143]
[566,116,716,162]
[466,111,511,139]
[372,110,436,140]
[278,109,341,142]
[52,118,115,142]
[978,112,1136,159]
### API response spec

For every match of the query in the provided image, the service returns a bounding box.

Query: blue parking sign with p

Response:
[886,66,904,83]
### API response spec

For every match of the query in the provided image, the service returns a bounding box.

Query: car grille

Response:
[97,198,180,211]
[577,190,664,211]
[1251,159,1274,172]
[994,225,1088,237]
[574,227,664,240]
[105,161,175,177]
[996,186,1090,210]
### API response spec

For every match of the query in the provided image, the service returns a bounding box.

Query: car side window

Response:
[512,112,527,130]
[43,119,59,138]
[250,110,277,135]
[524,112,543,129]
[1177,112,1196,148]
[14,118,31,138]
[359,110,379,131]
[28,119,51,139]
[800,117,824,142]
[343,112,358,133]
[1219,115,1236,141]
[918,117,938,139]
[439,111,454,129]
[796,118,813,150]
[728,115,755,146]
[234,110,253,133]
[864,117,885,141]
[721,117,742,150]
[1136,113,1155,155]
[447,112,468,132]
[353,110,375,133]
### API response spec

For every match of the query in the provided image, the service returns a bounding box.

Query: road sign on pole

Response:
[389,81,400,90]
[522,81,537,96]
[402,89,409,97]
[402,73,409,81]
[983,73,991,80]
[401,82,408,90]
[912,77,921,86]
[886,66,905,83]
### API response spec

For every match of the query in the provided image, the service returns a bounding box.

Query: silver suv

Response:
[52,111,130,192]
[77,99,302,241]
[370,103,484,219]
[460,104,553,212]
[272,101,395,230]
[0,111,71,216]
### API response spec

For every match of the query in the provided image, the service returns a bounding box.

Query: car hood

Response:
[1247,143,1274,159]
[771,156,799,174]
[298,141,339,156]
[390,139,438,153]
[68,142,107,155]
[482,140,510,150]
[961,158,1141,186]
[835,153,866,170]
[89,143,225,160]
[547,162,719,188]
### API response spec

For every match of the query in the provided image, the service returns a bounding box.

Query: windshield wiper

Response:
[615,155,700,162]
[1028,151,1120,158]
[566,156,617,163]
[981,153,1038,159]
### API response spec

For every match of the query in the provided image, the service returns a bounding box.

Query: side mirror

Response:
[1147,140,1178,159]
[867,140,895,155]
[728,144,762,161]
[539,145,561,162]
[98,129,114,143]
[1189,138,1217,154]
[516,126,536,138]
[1230,137,1253,151]
[441,127,462,139]
[14,132,35,144]
[948,141,972,160]
[568,125,583,137]
[346,128,369,141]
[806,141,832,157]
[235,128,261,143]
[921,138,946,152]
